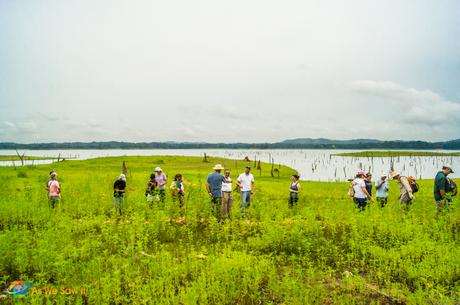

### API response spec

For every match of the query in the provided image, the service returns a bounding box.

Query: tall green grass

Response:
[0,156,458,304]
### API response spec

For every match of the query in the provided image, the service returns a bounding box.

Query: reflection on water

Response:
[0,149,458,182]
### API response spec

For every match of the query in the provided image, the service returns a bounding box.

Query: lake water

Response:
[0,149,459,182]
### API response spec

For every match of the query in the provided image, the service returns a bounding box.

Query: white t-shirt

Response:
[222,177,232,192]
[352,178,367,199]
[237,173,254,192]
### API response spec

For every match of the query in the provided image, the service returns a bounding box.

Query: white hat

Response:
[381,172,388,177]
[154,167,162,172]
[119,174,126,181]
[213,164,225,170]
[443,164,454,173]
[389,171,400,179]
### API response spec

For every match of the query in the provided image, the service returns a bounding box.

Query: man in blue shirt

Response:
[206,164,225,220]
[375,173,389,208]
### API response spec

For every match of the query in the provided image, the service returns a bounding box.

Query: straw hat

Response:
[443,164,454,173]
[389,171,400,179]
[154,167,162,172]
[213,164,225,170]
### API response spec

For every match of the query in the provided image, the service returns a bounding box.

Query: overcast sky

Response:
[1,0,459,143]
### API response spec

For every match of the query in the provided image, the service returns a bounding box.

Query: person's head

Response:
[356,170,366,178]
[291,174,300,182]
[389,171,400,180]
[245,166,251,174]
[224,169,231,177]
[380,173,387,180]
[118,174,126,181]
[150,173,155,180]
[50,172,57,180]
[366,173,372,181]
[154,167,162,174]
[213,164,224,173]
[174,174,183,182]
[442,165,454,176]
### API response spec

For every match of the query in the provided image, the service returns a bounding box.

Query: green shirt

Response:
[434,171,447,201]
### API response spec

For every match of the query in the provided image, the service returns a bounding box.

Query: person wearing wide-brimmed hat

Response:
[434,164,455,211]
[154,167,167,204]
[375,172,389,208]
[206,164,226,220]
[352,170,373,211]
[389,171,414,211]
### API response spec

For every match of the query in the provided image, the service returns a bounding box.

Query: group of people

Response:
[350,164,457,212]
[44,163,456,216]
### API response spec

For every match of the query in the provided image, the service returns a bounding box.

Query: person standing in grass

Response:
[375,173,389,208]
[113,174,126,215]
[154,167,167,204]
[236,166,255,215]
[365,173,373,198]
[288,174,301,208]
[206,164,225,220]
[47,171,61,208]
[390,171,414,211]
[352,170,373,211]
[221,169,233,219]
[145,173,157,206]
[170,174,185,208]
[434,165,455,212]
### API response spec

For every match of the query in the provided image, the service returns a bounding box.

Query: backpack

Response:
[408,176,419,193]
[446,178,457,196]
[347,182,355,197]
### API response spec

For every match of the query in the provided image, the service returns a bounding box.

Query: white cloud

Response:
[349,80,460,127]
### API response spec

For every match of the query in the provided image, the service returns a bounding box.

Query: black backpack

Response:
[446,178,457,196]
[410,179,419,194]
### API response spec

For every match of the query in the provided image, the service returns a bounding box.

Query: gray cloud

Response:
[1,0,459,142]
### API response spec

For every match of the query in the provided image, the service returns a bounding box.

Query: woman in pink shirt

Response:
[47,172,61,208]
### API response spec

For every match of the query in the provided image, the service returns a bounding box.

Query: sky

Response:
[1,0,459,143]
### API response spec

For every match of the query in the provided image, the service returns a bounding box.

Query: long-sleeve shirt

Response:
[397,176,413,201]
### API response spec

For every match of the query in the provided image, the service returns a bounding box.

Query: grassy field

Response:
[0,156,459,304]
[334,151,460,157]
[0,155,58,161]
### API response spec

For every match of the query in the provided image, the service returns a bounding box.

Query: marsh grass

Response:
[0,156,458,304]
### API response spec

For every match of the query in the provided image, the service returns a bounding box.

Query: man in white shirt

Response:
[236,166,255,215]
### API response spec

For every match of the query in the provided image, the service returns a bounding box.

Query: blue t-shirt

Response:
[375,179,389,198]
[207,172,224,198]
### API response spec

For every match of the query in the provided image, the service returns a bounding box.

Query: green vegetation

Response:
[0,156,459,304]
[0,155,57,161]
[335,151,460,157]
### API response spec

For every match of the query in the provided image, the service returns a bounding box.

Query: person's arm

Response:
[437,175,447,198]
[251,177,255,193]
[236,176,242,188]
[361,186,373,200]
[205,176,212,196]
[375,180,383,190]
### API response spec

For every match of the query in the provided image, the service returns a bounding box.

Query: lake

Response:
[0,149,459,181]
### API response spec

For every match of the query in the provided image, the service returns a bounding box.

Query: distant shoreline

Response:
[0,138,459,150]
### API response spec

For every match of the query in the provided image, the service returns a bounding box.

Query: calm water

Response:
[0,149,459,182]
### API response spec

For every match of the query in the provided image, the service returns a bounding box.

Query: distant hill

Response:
[279,138,383,145]
[0,138,459,150]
